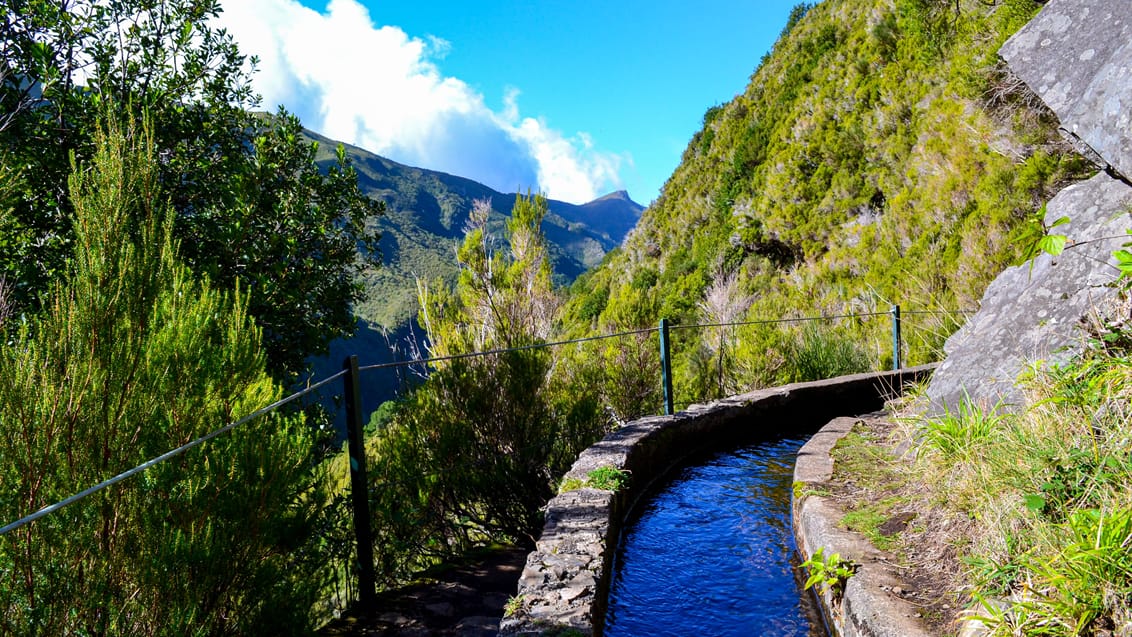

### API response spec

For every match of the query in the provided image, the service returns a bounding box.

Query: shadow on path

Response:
[319,546,527,636]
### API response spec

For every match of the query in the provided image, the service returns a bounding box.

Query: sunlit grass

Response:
[909,336,1132,635]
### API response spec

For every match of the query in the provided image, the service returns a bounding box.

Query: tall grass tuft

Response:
[785,322,872,382]
[919,397,1007,460]
[912,312,1132,635]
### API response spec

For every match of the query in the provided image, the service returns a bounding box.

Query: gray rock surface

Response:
[926,172,1132,413]
[1000,0,1132,179]
[927,0,1132,415]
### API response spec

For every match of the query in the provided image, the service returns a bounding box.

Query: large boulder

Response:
[999,0,1132,181]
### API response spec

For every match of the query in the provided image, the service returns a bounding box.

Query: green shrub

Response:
[0,119,325,635]
[586,467,630,492]
[599,332,662,423]
[364,195,609,583]
[784,323,872,382]
[801,547,858,600]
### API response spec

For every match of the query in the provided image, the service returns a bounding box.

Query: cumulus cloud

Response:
[217,0,624,203]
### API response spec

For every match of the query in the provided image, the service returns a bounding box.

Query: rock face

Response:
[926,0,1132,414]
[999,0,1132,180]
[926,173,1132,412]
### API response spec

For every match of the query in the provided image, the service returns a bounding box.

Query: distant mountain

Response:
[305,130,642,331]
[302,130,642,427]
[540,189,644,245]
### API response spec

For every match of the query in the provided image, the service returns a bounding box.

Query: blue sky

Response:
[218,0,799,204]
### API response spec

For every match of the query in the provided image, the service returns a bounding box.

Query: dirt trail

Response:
[319,547,528,636]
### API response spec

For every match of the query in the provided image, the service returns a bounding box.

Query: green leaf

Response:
[1114,249,1132,278]
[1037,234,1067,257]
[804,572,825,591]
[1023,493,1046,513]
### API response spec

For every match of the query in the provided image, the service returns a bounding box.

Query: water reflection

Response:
[605,436,825,637]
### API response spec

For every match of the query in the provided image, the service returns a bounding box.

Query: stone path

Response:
[318,547,527,637]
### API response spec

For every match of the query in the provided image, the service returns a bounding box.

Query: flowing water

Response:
[604,435,825,637]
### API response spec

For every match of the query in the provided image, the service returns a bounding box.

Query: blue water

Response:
[604,436,823,637]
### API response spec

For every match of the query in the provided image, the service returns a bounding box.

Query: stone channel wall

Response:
[499,365,934,637]
[793,417,938,637]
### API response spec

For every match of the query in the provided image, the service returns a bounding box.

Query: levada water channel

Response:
[604,431,826,637]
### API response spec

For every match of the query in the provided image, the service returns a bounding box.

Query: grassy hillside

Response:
[560,0,1090,396]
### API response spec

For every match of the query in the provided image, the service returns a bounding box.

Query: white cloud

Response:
[216,0,623,203]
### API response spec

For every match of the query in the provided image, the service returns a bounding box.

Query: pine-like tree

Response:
[0,117,326,635]
[367,194,606,581]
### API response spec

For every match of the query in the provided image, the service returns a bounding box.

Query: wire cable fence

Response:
[355,326,660,374]
[666,310,895,332]
[0,304,972,615]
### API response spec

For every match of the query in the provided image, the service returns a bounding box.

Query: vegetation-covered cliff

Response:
[818,4,1132,634]
[560,0,1091,401]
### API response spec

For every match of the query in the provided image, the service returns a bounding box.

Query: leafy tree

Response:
[367,195,607,581]
[0,117,327,636]
[0,0,381,377]
[196,112,382,376]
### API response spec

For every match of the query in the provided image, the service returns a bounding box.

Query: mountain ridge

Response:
[302,129,642,422]
[304,128,643,331]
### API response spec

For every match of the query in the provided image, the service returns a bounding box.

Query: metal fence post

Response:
[659,318,675,416]
[891,305,902,371]
[343,355,376,609]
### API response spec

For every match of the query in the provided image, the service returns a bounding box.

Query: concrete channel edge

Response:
[500,364,936,636]
[792,416,936,637]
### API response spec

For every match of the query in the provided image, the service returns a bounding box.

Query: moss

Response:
[840,497,908,552]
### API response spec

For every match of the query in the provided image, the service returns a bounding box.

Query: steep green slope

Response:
[305,131,642,331]
[562,0,1090,384]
